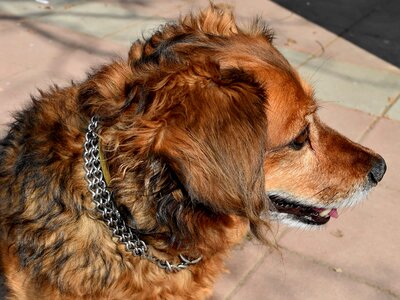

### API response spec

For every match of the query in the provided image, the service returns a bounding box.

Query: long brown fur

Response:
[0,4,385,299]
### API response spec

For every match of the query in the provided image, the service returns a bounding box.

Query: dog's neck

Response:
[84,117,202,272]
[87,117,250,272]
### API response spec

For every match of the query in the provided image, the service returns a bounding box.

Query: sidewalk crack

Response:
[358,92,400,143]
[224,248,271,300]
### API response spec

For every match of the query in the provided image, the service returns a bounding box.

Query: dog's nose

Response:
[368,156,387,184]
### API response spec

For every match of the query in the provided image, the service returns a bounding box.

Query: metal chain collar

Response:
[83,116,202,273]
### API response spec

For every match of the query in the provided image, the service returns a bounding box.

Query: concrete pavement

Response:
[0,1,399,299]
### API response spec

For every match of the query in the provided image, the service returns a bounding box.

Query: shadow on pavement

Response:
[271,0,400,67]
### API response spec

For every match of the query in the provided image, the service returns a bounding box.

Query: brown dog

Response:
[0,5,386,299]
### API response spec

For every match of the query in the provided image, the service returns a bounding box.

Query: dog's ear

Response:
[138,66,268,236]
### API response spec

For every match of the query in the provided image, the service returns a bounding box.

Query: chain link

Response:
[83,116,202,273]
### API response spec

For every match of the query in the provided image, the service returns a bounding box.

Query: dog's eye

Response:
[289,126,309,151]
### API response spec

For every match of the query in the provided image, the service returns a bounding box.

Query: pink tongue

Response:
[329,208,339,218]
[315,208,339,219]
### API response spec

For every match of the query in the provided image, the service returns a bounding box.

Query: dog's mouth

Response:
[269,194,339,227]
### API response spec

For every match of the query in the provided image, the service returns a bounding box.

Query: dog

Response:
[0,4,386,299]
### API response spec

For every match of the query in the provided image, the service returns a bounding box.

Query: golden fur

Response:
[0,4,385,299]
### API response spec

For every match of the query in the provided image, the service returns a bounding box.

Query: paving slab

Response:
[361,117,400,192]
[0,22,37,79]
[317,102,375,142]
[6,0,174,42]
[279,186,400,297]
[0,68,59,127]
[297,56,400,116]
[230,247,398,300]
[0,20,82,80]
[319,36,400,74]
[0,0,81,18]
[102,0,209,19]
[0,16,126,80]
[0,1,51,16]
[104,18,168,47]
[37,2,161,38]
[385,96,400,121]
[0,14,19,31]
[0,19,127,132]
[278,47,311,68]
[260,4,338,56]
[210,239,269,300]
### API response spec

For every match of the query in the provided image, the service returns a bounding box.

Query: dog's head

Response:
[262,84,386,228]
[79,5,386,249]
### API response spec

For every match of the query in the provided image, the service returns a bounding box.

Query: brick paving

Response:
[0,1,399,299]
